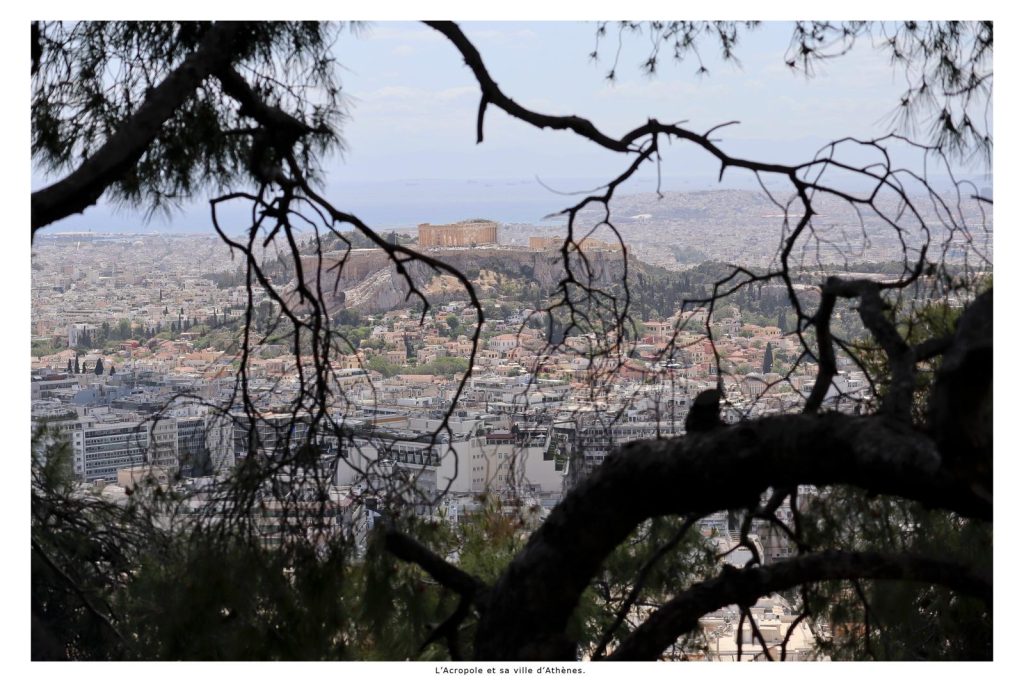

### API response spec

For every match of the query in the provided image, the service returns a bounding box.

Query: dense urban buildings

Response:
[30,196,986,661]
[29,206,903,497]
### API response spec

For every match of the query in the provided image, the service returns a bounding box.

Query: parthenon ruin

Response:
[418,219,499,248]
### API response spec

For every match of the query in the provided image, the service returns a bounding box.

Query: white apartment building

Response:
[68,408,234,481]
[70,414,177,481]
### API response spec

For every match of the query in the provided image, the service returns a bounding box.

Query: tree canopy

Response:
[31,21,344,233]
[30,20,993,662]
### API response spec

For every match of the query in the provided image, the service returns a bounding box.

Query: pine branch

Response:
[31,22,242,235]
[608,550,990,660]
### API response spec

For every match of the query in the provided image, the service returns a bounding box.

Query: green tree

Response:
[365,355,399,378]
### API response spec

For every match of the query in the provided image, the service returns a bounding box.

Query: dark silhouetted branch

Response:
[383,528,488,605]
[914,334,955,362]
[803,290,838,413]
[426,21,632,153]
[591,514,699,660]
[31,539,128,648]
[421,594,474,661]
[608,550,991,660]
[31,22,241,235]
[927,288,992,493]
[823,277,915,418]
[473,413,989,659]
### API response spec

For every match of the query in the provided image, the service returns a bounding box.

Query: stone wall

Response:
[528,235,626,254]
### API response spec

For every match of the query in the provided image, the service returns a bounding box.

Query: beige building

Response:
[116,465,173,490]
[418,219,498,248]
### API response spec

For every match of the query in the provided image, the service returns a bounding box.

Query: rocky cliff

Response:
[302,247,631,314]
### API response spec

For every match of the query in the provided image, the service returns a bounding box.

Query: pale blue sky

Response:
[338,21,910,176]
[35,20,991,231]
